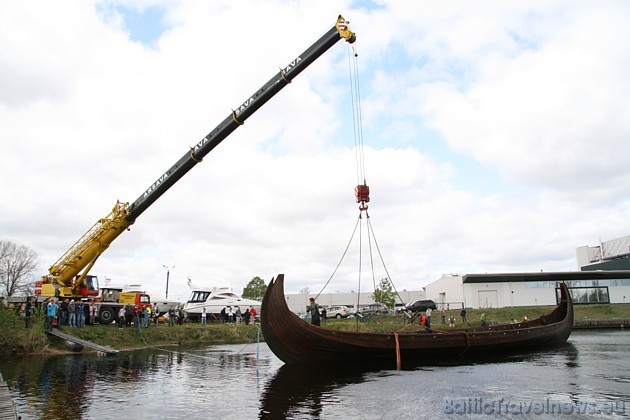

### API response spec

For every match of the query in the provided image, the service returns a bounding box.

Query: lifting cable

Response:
[314,217,361,300]
[346,40,406,309]
[315,40,405,311]
[349,40,368,314]
[348,41,367,188]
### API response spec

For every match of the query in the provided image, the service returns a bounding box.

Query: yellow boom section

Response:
[45,201,133,295]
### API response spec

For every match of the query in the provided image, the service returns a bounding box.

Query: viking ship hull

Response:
[261,274,573,368]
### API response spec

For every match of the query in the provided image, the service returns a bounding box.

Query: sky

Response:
[1,0,629,303]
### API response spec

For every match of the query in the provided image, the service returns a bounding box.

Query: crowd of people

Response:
[42,297,101,331]
[6,296,260,330]
[113,304,260,328]
[218,305,257,325]
[116,303,168,329]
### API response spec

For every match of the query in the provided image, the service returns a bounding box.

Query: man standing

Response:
[90,302,98,325]
[134,304,141,328]
[60,299,68,326]
[168,307,175,326]
[24,297,32,328]
[76,301,84,327]
[45,299,59,331]
[125,304,133,327]
[145,305,152,328]
[118,306,126,329]
[425,307,432,329]
[68,300,76,327]
[235,306,242,324]
[307,297,320,326]
[201,308,207,327]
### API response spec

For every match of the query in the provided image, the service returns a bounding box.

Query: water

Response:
[1,331,629,419]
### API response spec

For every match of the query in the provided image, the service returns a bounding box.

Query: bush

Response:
[0,306,48,355]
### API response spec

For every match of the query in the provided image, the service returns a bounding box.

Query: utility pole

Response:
[163,265,175,300]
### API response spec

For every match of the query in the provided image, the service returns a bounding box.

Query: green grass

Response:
[60,322,261,350]
[322,303,630,332]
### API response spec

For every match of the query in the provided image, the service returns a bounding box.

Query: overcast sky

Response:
[1,0,629,303]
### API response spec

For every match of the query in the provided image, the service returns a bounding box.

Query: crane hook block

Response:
[355,184,370,204]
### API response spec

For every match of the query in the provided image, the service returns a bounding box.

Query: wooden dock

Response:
[47,329,119,355]
[573,319,630,329]
[0,374,17,420]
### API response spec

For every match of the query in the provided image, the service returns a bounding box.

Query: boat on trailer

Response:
[182,280,261,320]
[261,274,573,368]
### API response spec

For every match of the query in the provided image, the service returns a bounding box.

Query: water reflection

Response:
[1,332,628,419]
[3,345,272,419]
[258,342,584,419]
[259,364,376,419]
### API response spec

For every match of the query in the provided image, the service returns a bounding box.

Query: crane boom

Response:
[39,16,355,298]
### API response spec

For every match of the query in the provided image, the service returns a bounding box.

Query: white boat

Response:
[151,299,181,316]
[182,279,261,319]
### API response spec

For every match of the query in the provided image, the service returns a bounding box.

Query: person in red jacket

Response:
[249,306,257,325]
[419,314,429,332]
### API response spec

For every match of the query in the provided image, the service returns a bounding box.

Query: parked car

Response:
[325,305,350,319]
[400,299,437,313]
[357,303,389,316]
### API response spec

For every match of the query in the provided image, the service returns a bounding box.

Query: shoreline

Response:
[31,318,630,357]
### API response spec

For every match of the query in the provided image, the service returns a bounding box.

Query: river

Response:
[1,330,629,419]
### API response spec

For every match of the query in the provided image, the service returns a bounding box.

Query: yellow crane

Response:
[36,16,356,299]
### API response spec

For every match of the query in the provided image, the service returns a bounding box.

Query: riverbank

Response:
[65,322,262,352]
[1,302,629,356]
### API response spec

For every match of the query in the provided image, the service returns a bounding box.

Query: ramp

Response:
[0,374,17,420]
[47,329,119,355]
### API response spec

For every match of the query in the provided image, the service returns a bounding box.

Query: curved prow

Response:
[556,282,574,342]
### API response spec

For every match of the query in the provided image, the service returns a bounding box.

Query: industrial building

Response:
[425,270,630,309]
[425,234,630,309]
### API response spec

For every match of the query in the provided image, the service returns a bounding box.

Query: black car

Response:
[401,299,437,313]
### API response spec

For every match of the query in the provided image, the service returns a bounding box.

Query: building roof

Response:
[462,270,630,284]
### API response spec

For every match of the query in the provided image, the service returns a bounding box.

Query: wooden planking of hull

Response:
[261,274,573,368]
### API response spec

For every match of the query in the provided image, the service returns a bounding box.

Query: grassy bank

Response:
[67,322,261,350]
[1,302,629,356]
[0,309,261,355]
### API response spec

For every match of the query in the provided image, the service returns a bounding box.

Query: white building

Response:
[425,271,630,309]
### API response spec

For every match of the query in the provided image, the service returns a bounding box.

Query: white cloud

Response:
[1,0,629,303]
